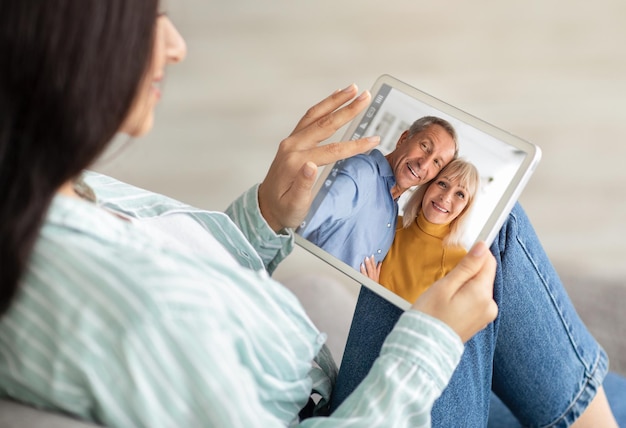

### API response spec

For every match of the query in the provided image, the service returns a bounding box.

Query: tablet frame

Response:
[295,74,542,310]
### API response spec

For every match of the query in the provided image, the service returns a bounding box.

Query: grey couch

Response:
[0,401,99,428]
[1,274,624,427]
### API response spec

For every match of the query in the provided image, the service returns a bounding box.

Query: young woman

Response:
[361,158,480,302]
[0,1,499,427]
[0,1,621,427]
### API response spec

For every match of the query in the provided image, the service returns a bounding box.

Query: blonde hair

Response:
[402,158,479,247]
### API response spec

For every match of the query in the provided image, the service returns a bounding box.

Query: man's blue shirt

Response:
[298,149,398,271]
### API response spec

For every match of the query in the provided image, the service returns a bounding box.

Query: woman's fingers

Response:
[438,242,493,296]
[305,136,380,168]
[284,90,372,152]
[360,255,381,282]
[258,85,378,232]
[411,241,497,343]
[360,263,368,277]
[290,84,359,134]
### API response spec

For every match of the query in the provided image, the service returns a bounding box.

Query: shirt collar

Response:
[45,194,149,250]
[369,149,395,179]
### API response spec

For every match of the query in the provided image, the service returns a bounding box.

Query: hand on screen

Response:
[360,255,381,282]
[411,241,497,343]
[258,84,380,232]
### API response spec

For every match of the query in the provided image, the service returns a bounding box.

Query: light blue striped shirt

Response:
[0,172,463,427]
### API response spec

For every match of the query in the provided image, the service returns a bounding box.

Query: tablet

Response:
[295,75,541,310]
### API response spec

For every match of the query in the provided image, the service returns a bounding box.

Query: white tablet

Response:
[295,75,541,310]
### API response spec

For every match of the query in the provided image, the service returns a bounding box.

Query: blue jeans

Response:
[330,203,625,426]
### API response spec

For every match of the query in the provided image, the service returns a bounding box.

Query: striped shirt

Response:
[0,172,463,427]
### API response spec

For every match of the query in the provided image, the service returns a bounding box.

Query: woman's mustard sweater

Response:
[379,211,467,302]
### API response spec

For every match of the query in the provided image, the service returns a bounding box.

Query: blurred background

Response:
[95,1,626,365]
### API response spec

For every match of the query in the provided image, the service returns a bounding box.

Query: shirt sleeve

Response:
[100,309,462,428]
[225,184,294,274]
[301,310,464,428]
[97,312,290,428]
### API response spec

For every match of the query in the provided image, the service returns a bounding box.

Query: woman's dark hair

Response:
[0,0,159,315]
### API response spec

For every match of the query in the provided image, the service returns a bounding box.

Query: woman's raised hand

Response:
[258,84,380,232]
[411,241,498,343]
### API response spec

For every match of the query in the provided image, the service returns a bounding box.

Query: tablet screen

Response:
[296,75,541,309]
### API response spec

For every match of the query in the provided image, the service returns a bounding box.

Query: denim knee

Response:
[490,203,609,426]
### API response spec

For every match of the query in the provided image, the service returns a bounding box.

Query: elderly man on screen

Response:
[298,116,458,271]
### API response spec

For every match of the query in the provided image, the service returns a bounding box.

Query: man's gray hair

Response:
[407,116,459,159]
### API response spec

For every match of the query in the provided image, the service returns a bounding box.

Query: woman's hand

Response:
[360,255,381,282]
[258,84,380,232]
[411,241,498,343]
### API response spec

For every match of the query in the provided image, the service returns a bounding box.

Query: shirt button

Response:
[377,249,382,254]
[387,223,391,228]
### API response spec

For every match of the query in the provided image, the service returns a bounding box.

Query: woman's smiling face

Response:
[120,14,187,137]
[421,175,470,225]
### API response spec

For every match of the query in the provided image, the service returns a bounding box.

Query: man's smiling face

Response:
[386,124,457,197]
